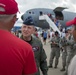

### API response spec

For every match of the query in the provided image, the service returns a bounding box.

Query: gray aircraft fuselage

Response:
[22,7,76,29]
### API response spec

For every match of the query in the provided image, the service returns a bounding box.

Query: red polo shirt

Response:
[0,30,37,75]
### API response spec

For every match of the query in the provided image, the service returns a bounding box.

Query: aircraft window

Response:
[29,12,31,14]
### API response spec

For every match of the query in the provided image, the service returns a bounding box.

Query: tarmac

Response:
[40,37,65,75]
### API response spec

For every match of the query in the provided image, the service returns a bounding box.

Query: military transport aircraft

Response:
[21,7,76,29]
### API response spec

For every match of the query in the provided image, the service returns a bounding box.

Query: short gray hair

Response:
[0,7,16,23]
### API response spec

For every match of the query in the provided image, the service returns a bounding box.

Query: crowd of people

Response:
[39,16,76,75]
[46,18,76,75]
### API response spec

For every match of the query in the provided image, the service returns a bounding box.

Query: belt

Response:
[51,44,59,47]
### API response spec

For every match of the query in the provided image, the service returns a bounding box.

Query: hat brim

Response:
[66,20,74,26]
[66,17,76,26]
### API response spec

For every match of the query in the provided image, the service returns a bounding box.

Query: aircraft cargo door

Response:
[53,7,67,20]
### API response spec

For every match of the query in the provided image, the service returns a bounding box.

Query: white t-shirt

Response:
[61,32,65,38]
[68,55,76,75]
[50,31,54,40]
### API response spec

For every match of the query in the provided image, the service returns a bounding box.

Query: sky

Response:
[16,0,76,14]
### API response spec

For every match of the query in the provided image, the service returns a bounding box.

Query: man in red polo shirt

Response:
[0,0,37,75]
[66,17,76,75]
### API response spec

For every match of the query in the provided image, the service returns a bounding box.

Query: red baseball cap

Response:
[0,0,18,15]
[66,17,76,26]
